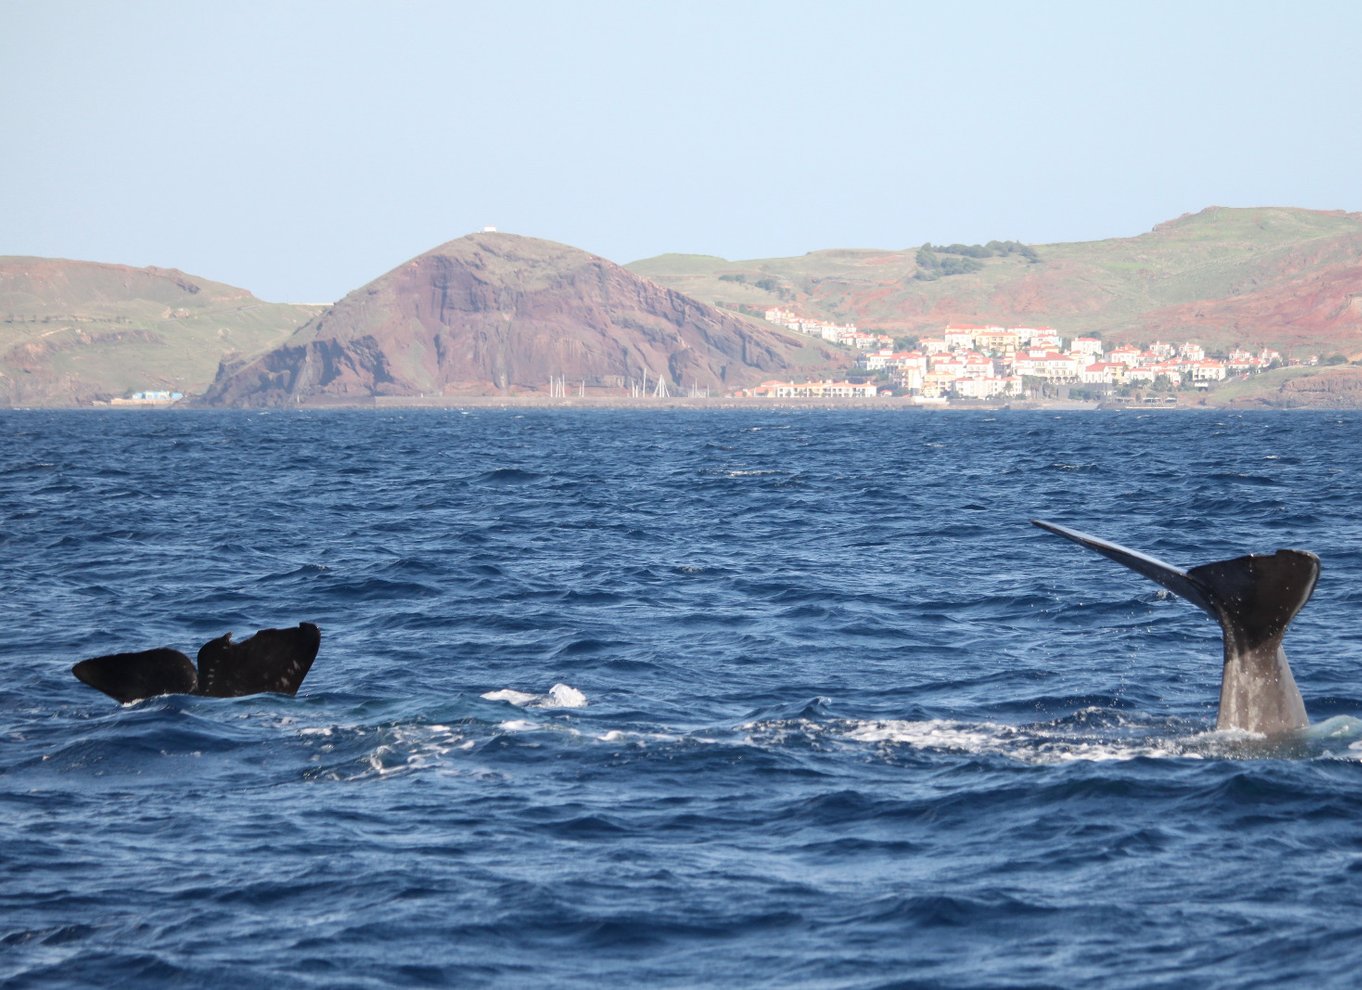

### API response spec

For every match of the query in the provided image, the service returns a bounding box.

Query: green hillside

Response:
[0,258,321,406]
[628,207,1362,357]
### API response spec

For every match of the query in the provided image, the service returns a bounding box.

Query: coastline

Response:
[5,396,1248,413]
[13,391,1355,413]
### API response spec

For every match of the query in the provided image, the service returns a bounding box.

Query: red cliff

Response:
[200,233,835,405]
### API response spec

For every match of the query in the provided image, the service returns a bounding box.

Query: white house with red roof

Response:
[1015,326,1062,350]
[859,349,893,371]
[1149,361,1184,386]
[1186,359,1227,381]
[762,308,870,348]
[953,375,1020,400]
[1108,345,1146,367]
[1014,350,1081,381]
[975,328,1022,355]
[919,370,961,398]
[888,351,929,374]
[887,352,929,391]
[960,352,997,377]
[932,356,968,379]
[1080,361,1127,385]
[848,331,894,350]
[944,326,981,351]
[818,323,859,344]
[1226,348,1282,373]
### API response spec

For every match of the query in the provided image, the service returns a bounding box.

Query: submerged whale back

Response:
[1032,520,1316,734]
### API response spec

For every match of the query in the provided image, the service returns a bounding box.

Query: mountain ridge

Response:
[5,207,1362,407]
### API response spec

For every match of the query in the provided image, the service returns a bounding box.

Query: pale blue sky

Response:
[3,0,1360,302]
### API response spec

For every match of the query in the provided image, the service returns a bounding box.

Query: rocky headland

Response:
[199,233,839,406]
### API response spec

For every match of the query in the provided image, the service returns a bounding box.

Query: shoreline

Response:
[7,396,1346,413]
[11,395,1115,412]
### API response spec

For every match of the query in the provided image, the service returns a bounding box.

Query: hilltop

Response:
[199,233,840,406]
[0,258,321,406]
[629,207,1362,360]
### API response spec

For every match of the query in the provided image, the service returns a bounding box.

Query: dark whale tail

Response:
[72,622,321,704]
[1031,520,1317,734]
[71,648,199,705]
[195,623,321,697]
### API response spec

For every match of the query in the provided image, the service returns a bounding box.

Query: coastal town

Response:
[749,308,1298,403]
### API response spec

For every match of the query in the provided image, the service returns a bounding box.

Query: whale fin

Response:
[71,648,199,704]
[1032,520,1316,734]
[195,622,321,697]
[1030,519,1216,615]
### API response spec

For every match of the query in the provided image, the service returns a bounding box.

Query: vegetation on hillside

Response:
[629,207,1362,360]
[0,258,321,406]
[913,240,1040,280]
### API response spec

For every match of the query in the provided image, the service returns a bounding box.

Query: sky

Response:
[3,0,1361,303]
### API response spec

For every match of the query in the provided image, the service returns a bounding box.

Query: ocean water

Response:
[3,408,1362,989]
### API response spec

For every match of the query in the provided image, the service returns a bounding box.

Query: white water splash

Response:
[845,718,1021,753]
[482,683,588,709]
[837,714,1362,765]
[545,683,588,708]
[481,689,539,707]
[301,722,478,781]
[839,718,1193,764]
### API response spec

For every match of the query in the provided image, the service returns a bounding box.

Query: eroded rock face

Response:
[1271,367,1362,408]
[200,233,834,405]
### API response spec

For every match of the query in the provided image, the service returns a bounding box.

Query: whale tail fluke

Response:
[196,622,321,697]
[1031,519,1319,640]
[72,623,322,703]
[1183,551,1319,654]
[1032,520,1316,734]
[71,648,198,704]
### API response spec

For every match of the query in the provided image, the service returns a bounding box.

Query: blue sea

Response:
[4,408,1362,989]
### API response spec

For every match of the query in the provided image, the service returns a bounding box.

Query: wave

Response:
[474,467,545,485]
[284,702,1362,791]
